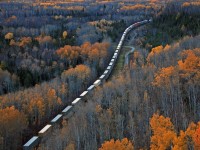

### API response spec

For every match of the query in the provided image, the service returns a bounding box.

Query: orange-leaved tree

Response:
[193,126,200,149]
[99,138,134,150]
[150,113,176,150]
[172,130,187,150]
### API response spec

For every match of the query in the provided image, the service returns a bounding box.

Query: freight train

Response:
[23,19,151,150]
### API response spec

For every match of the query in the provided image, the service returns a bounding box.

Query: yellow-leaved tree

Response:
[5,32,13,40]
[63,31,68,39]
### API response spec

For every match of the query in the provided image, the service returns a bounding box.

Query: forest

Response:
[40,30,200,150]
[0,0,200,150]
[0,0,157,149]
[39,1,200,150]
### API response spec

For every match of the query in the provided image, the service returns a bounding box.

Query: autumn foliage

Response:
[56,42,110,69]
[193,127,200,149]
[150,113,176,150]
[99,138,134,150]
[150,114,200,150]
[0,106,27,149]
[0,39,112,149]
[98,114,200,150]
[37,34,200,150]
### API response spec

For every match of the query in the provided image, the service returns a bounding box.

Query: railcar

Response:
[113,55,117,59]
[80,91,88,97]
[99,74,106,83]
[100,74,106,80]
[109,62,113,66]
[108,62,114,70]
[23,136,40,150]
[93,79,101,87]
[103,70,109,79]
[107,66,111,70]
[72,98,81,106]
[111,59,115,62]
[38,124,52,141]
[62,105,73,119]
[50,114,63,127]
[103,70,109,75]
[80,91,89,102]
[133,22,139,27]
[114,52,118,57]
[87,85,95,91]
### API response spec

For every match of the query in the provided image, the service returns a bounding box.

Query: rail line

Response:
[23,19,151,150]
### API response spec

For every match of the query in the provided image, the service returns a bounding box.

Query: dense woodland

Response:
[143,1,200,49]
[40,32,200,150]
[0,0,158,94]
[0,0,200,150]
[0,0,158,149]
[40,1,200,150]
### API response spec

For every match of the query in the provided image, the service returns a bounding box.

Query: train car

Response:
[112,55,117,59]
[107,66,111,70]
[38,124,52,141]
[127,28,131,32]
[100,74,105,80]
[114,52,118,58]
[23,136,40,150]
[133,22,139,27]
[103,71,108,80]
[111,59,115,62]
[87,85,95,91]
[117,44,121,48]
[108,62,114,70]
[140,20,148,24]
[72,98,81,106]
[106,66,112,77]
[80,91,88,102]
[80,91,88,98]
[93,79,101,87]
[99,74,106,83]
[62,105,73,119]
[109,62,113,66]
[50,114,63,127]
[103,70,109,79]
[103,70,109,75]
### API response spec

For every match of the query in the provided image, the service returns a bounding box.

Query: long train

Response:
[23,19,151,150]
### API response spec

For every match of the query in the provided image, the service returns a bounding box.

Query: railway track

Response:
[23,19,151,150]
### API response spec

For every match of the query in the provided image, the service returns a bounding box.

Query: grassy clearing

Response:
[107,46,131,80]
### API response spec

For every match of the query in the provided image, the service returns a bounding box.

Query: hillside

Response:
[0,0,200,150]
[40,31,200,150]
[39,1,200,150]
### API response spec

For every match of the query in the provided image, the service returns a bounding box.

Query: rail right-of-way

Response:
[23,19,152,150]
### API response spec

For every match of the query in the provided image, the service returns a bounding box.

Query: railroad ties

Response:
[23,19,150,150]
